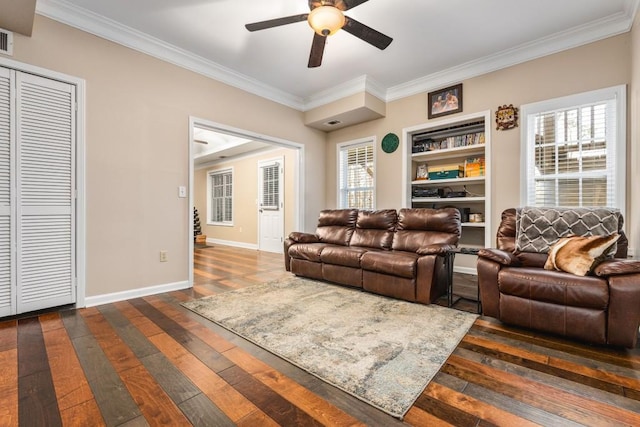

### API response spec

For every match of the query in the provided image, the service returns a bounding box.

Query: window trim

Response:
[519,85,626,212]
[336,137,376,209]
[207,167,234,226]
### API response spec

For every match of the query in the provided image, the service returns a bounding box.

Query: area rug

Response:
[182,276,477,419]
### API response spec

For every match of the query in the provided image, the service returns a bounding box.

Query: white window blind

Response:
[260,163,280,210]
[209,169,233,224]
[338,140,374,209]
[521,86,625,210]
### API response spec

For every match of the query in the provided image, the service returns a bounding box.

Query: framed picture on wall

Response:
[428,84,463,119]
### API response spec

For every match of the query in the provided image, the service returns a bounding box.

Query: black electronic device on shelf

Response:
[412,187,444,198]
[445,191,466,198]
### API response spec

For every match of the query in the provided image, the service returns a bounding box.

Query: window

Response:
[208,168,233,225]
[338,139,375,209]
[260,162,280,210]
[521,85,625,211]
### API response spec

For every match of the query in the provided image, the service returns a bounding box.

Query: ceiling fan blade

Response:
[342,17,392,50]
[308,33,327,68]
[312,0,368,11]
[245,14,308,32]
[341,0,370,11]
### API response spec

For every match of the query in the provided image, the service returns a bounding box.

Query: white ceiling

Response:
[36,0,638,111]
[192,127,272,166]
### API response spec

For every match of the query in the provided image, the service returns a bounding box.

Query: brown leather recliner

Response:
[478,208,640,348]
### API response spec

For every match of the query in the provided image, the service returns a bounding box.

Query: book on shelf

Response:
[442,132,485,149]
[412,131,485,151]
[464,156,485,177]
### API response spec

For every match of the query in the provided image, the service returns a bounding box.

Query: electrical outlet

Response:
[159,250,168,262]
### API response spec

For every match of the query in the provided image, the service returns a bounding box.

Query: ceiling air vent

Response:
[0,28,13,56]
[325,119,342,127]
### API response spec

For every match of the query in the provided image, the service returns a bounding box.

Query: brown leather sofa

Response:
[284,208,461,304]
[478,208,640,348]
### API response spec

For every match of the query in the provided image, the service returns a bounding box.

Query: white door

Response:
[0,67,13,316]
[258,158,283,253]
[0,68,76,316]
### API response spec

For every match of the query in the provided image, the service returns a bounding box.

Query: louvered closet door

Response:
[15,72,76,313]
[0,67,14,316]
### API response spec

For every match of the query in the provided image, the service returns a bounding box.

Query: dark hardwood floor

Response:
[1,245,639,426]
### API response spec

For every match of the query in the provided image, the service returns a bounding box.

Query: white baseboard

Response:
[206,237,258,250]
[453,266,477,275]
[84,280,191,308]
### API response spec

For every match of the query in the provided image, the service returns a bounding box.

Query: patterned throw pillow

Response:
[515,207,620,254]
[544,234,620,276]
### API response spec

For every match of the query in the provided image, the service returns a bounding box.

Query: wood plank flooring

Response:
[1,244,639,426]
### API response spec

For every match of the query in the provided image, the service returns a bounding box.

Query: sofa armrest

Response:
[288,232,320,243]
[284,232,321,271]
[478,248,521,266]
[593,258,640,277]
[606,273,640,348]
[416,244,456,256]
[477,255,506,318]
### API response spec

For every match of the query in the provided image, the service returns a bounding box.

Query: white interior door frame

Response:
[188,117,305,286]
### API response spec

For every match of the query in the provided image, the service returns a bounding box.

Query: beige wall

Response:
[5,15,326,299]
[326,34,635,252]
[194,147,297,247]
[631,12,640,256]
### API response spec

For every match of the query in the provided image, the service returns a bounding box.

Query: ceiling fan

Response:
[245,0,392,68]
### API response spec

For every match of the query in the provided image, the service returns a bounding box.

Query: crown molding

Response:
[386,6,637,102]
[36,0,639,113]
[36,0,306,110]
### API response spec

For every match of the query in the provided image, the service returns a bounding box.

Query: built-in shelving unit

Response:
[402,111,491,274]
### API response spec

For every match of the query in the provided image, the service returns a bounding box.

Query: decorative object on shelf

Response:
[495,104,519,130]
[381,132,399,153]
[415,163,428,180]
[428,83,463,119]
[428,163,464,180]
[469,213,484,223]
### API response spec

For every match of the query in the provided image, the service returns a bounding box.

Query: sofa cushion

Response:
[392,208,461,252]
[320,246,370,268]
[350,209,397,249]
[316,209,358,246]
[515,206,620,254]
[544,234,620,276]
[288,243,331,263]
[498,267,608,310]
[360,250,419,279]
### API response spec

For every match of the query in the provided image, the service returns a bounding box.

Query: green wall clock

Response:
[381,133,399,153]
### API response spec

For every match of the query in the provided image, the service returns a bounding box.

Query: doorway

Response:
[188,117,305,284]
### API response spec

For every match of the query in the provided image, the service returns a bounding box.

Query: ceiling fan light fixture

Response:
[308,6,345,36]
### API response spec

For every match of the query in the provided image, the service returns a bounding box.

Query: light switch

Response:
[178,186,187,198]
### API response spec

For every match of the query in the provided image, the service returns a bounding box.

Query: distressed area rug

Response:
[182,276,477,418]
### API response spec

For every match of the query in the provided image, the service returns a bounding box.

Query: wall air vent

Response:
[0,28,13,56]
